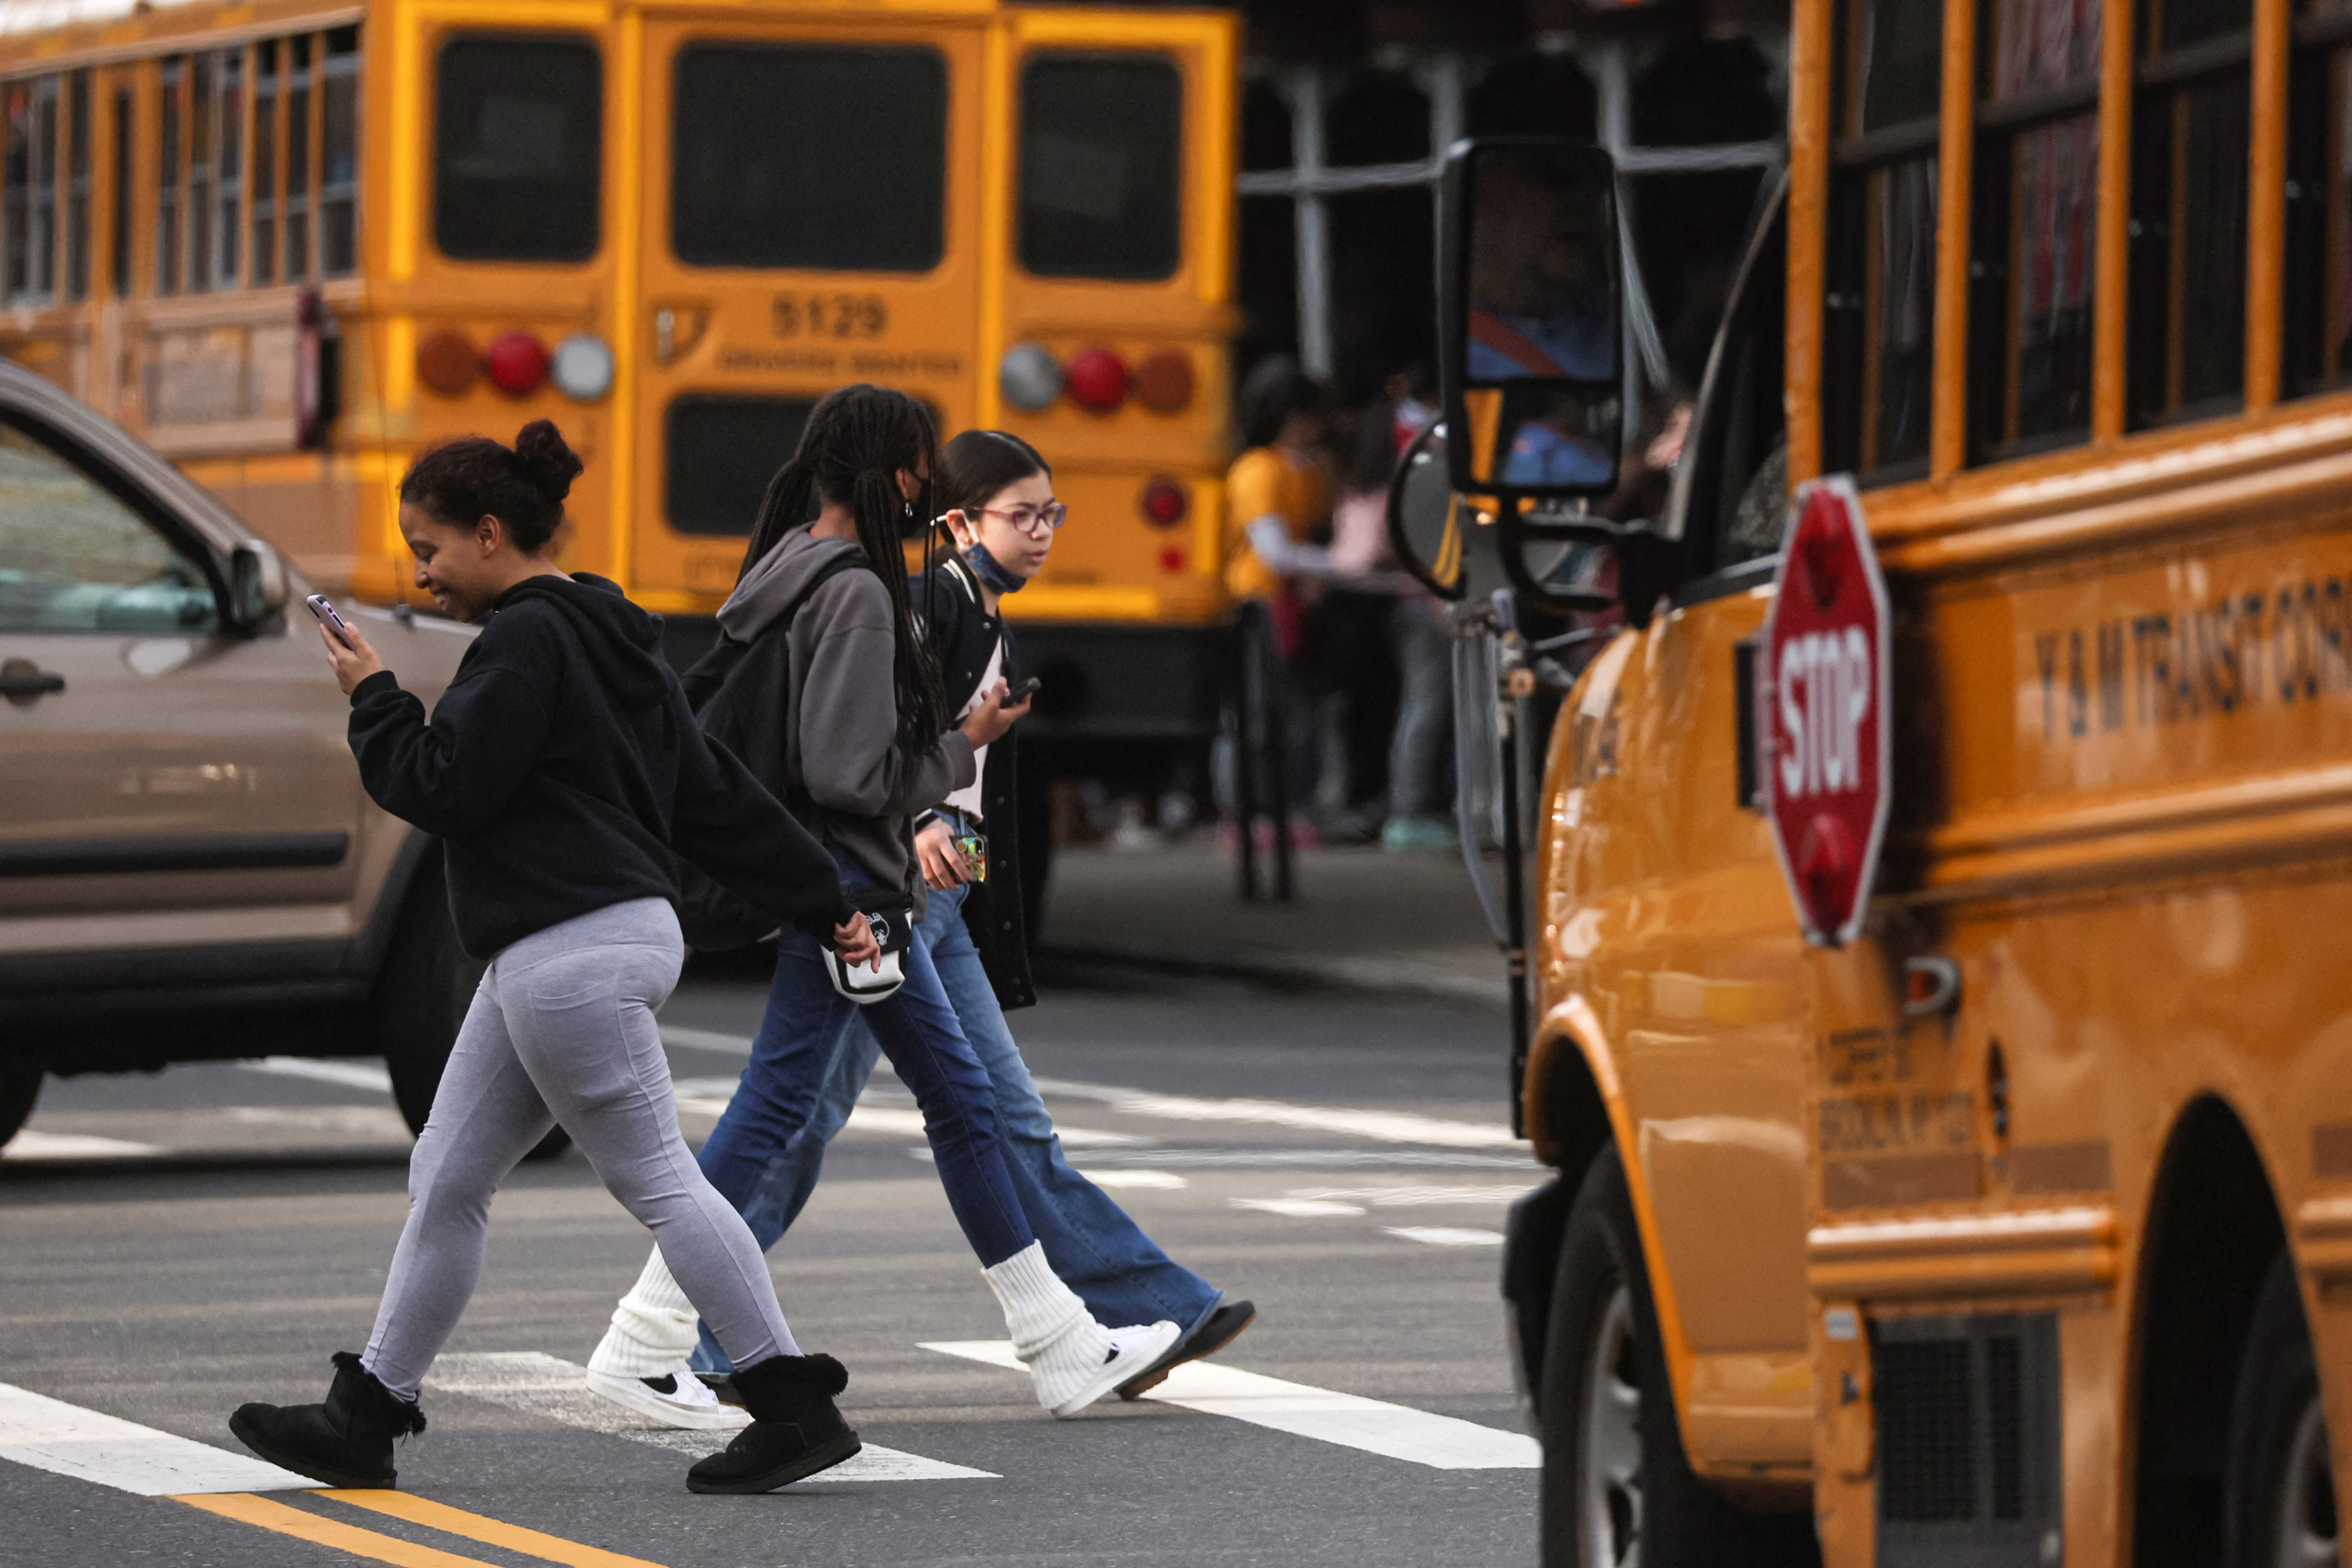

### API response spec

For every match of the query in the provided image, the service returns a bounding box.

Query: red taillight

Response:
[1135,348,1193,413]
[1158,545,1187,574]
[484,331,550,398]
[1063,346,1127,413]
[1140,478,1188,527]
[416,330,479,397]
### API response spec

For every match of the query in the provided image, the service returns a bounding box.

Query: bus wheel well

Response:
[2132,1095,2289,1568]
[1505,1039,1618,1422]
[1539,1034,1613,1185]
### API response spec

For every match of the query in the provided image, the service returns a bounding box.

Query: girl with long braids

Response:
[590,387,1179,1425]
[226,421,878,1495]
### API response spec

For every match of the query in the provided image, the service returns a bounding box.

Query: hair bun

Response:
[513,419,583,507]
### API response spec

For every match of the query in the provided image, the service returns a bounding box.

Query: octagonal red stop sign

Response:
[1759,477,1891,948]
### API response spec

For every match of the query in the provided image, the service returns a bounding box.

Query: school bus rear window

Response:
[671,44,945,274]
[1018,53,1182,281]
[665,394,817,537]
[434,34,603,264]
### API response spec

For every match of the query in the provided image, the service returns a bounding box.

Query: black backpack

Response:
[673,553,865,951]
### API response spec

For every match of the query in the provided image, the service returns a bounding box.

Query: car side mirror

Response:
[229,539,288,628]
[1440,137,1625,502]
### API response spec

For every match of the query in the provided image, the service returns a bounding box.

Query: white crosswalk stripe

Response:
[0,1382,312,1495]
[919,1342,1539,1470]
[427,1352,995,1483]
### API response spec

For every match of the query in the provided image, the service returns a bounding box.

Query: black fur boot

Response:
[684,1353,860,1494]
[228,1351,427,1489]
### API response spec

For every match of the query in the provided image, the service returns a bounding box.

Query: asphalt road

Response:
[0,961,1542,1567]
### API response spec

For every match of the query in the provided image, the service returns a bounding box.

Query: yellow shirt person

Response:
[1223,444,1332,604]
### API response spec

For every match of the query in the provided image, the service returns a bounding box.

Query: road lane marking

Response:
[1234,1197,1367,1216]
[666,1078,1145,1146]
[1028,1077,1519,1149]
[1074,1168,1186,1189]
[654,1029,1516,1150]
[2,1130,160,1161]
[1287,1184,1539,1206]
[657,1024,756,1054]
[1384,1226,1508,1247]
[428,1353,995,1482]
[920,1342,1540,1471]
[0,1381,311,1494]
[324,1490,669,1567]
[178,1494,505,1568]
[242,1056,397,1092]
[1080,1147,1538,1169]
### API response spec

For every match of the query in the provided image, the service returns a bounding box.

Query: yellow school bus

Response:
[0,0,1235,742]
[1387,0,2352,1560]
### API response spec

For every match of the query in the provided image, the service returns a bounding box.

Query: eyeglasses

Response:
[938,502,1067,537]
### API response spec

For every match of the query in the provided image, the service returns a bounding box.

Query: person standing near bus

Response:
[589,389,1181,1426]
[588,430,1254,1424]
[226,422,876,1495]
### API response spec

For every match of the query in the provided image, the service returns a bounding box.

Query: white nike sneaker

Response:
[584,1367,751,1430]
[1043,1320,1182,1419]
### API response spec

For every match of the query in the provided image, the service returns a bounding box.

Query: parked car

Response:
[0,358,502,1151]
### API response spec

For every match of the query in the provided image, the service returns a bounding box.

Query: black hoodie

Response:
[346,572,854,958]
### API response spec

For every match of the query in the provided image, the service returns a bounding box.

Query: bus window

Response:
[109,84,129,297]
[287,36,311,280]
[671,44,944,273]
[158,58,181,293]
[434,34,603,264]
[1822,0,1941,479]
[2280,0,2352,397]
[1018,53,1182,281]
[1688,200,1787,572]
[65,70,88,301]
[1966,0,2100,464]
[2125,0,2251,426]
[664,394,816,536]
[254,41,276,285]
[3,73,60,305]
[322,28,359,276]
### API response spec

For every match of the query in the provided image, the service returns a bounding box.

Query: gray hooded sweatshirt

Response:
[716,525,974,922]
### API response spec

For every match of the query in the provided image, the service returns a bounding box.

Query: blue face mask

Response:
[960,539,1028,596]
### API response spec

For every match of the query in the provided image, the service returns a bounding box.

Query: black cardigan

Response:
[911,557,1035,1011]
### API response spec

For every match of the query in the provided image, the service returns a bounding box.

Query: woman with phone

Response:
[230,421,878,1495]
[590,431,1253,1422]
[589,389,1180,1427]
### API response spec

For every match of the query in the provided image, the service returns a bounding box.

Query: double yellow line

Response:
[178,1489,671,1568]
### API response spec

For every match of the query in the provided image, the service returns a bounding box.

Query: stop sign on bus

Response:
[1759,477,1891,948]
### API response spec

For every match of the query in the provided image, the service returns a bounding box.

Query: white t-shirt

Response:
[941,631,1002,818]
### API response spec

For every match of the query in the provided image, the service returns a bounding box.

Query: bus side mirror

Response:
[1439,138,1625,502]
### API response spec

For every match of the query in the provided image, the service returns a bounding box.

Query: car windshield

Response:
[0,423,218,633]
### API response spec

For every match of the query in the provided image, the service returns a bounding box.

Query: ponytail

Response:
[737,385,947,759]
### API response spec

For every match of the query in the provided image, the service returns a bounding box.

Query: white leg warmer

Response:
[981,1242,1179,1416]
[587,1246,704,1378]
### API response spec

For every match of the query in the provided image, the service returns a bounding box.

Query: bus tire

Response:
[2224,1251,2340,1568]
[0,1067,42,1150]
[1539,1146,1815,1567]
[376,842,569,1163]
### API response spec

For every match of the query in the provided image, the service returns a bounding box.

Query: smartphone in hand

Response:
[306,593,356,647]
[1008,675,1041,701]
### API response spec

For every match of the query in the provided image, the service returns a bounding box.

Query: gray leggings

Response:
[361,897,793,1399]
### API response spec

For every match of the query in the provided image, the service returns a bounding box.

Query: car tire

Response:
[2225,1251,2340,1568]
[375,841,569,1162]
[1538,1146,1817,1568]
[0,1068,42,1150]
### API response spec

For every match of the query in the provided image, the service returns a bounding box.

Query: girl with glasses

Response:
[587,395,1181,1431]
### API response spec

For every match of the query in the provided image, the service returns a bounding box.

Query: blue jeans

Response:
[694,897,1034,1341]
[691,877,1219,1372]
